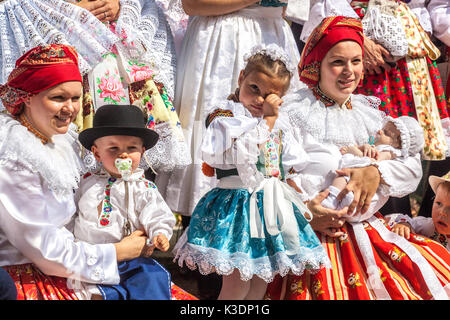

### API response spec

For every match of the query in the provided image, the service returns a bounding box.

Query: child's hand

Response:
[262,94,282,117]
[391,222,412,239]
[362,144,378,159]
[152,233,170,252]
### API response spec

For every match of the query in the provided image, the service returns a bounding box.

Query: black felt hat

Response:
[79,105,158,150]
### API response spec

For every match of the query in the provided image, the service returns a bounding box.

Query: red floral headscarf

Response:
[0,44,82,116]
[298,16,364,88]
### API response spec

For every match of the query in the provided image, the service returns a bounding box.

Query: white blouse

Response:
[427,0,450,46]
[201,100,310,191]
[0,114,119,285]
[282,88,423,202]
[73,168,176,244]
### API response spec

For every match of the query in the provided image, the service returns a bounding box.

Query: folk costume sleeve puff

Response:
[201,100,310,189]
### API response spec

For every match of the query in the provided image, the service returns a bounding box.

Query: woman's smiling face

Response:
[319,40,363,105]
[24,81,82,139]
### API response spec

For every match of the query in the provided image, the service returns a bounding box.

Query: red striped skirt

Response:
[2,263,197,300]
[266,213,450,300]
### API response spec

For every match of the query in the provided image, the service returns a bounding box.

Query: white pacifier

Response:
[115,154,133,181]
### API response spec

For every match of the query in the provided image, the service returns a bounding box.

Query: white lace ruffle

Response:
[243,43,296,76]
[174,237,331,283]
[285,88,386,149]
[0,114,84,200]
[0,0,176,101]
[361,2,409,58]
[116,0,177,98]
[82,122,191,173]
[143,122,191,172]
[0,0,118,82]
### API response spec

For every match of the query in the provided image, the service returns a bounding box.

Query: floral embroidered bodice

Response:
[257,129,284,179]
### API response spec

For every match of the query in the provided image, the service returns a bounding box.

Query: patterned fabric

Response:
[2,264,78,300]
[205,108,235,128]
[258,0,287,7]
[2,263,197,300]
[266,213,450,300]
[351,0,449,160]
[298,16,364,88]
[175,187,329,283]
[0,44,82,115]
[77,21,190,172]
[312,86,352,109]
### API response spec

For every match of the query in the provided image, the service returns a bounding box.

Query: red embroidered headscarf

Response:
[0,44,82,116]
[298,16,364,88]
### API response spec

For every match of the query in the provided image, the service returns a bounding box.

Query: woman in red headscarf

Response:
[0,44,196,300]
[265,17,450,300]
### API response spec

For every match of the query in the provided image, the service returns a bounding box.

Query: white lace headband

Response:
[243,44,297,76]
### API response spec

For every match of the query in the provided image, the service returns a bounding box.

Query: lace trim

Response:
[361,1,408,57]
[0,114,84,199]
[174,240,331,283]
[285,88,385,148]
[82,122,191,173]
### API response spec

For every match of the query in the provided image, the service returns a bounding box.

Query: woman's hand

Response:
[336,166,381,215]
[114,230,148,262]
[308,190,347,237]
[73,0,120,23]
[363,35,393,75]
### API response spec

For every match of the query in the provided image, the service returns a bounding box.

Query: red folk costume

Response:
[265,17,450,300]
[351,0,449,160]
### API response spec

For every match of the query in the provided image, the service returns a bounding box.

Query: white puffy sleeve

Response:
[277,116,310,180]
[374,153,423,198]
[136,184,176,240]
[201,102,270,170]
[427,0,450,46]
[0,165,120,285]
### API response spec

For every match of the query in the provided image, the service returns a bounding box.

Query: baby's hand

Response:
[262,94,283,117]
[152,234,170,252]
[361,144,378,159]
[391,222,412,240]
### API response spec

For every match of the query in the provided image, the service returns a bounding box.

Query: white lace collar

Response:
[0,113,84,198]
[283,87,386,148]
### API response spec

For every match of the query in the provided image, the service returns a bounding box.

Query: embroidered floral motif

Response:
[290,278,305,296]
[262,131,282,178]
[205,109,234,128]
[347,272,362,288]
[99,177,116,227]
[96,61,127,104]
[312,280,325,296]
[389,247,406,262]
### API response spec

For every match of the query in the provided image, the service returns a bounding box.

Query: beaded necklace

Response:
[18,113,50,144]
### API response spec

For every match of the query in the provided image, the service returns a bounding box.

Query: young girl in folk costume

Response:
[0,0,190,173]
[265,16,450,300]
[162,0,304,221]
[174,45,331,300]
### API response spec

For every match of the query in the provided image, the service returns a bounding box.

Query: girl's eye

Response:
[51,95,65,100]
[249,84,259,93]
[435,201,442,207]
[332,60,343,65]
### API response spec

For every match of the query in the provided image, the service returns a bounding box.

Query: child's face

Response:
[238,70,287,117]
[91,135,145,178]
[432,183,450,236]
[376,121,401,149]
